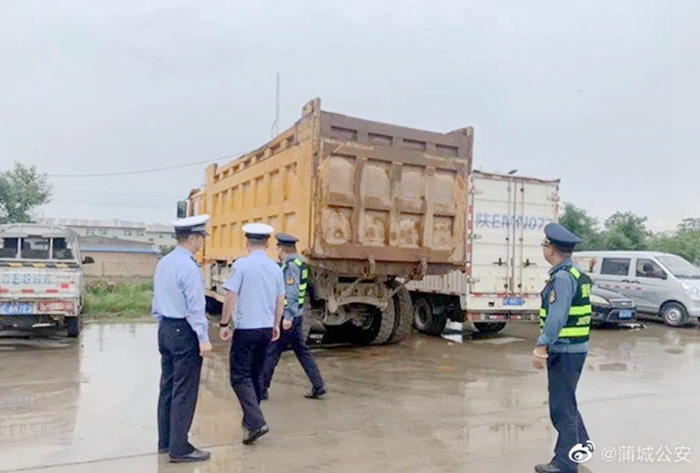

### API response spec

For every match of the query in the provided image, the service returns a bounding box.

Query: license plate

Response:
[503,297,525,306]
[0,302,33,315]
[619,310,633,319]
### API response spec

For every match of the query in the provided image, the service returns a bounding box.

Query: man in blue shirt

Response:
[533,223,594,473]
[152,215,212,464]
[219,223,285,445]
[261,233,325,401]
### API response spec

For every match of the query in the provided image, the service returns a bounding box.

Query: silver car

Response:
[574,251,700,327]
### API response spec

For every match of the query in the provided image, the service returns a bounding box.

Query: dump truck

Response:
[0,223,93,337]
[183,98,472,344]
[406,171,560,335]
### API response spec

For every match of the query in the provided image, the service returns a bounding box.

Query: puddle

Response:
[599,362,629,371]
[471,337,525,345]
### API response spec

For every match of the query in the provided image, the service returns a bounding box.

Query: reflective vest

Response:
[539,265,592,343]
[281,257,308,307]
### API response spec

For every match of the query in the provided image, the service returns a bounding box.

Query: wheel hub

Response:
[666,308,681,322]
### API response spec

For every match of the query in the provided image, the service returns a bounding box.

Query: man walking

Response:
[533,223,593,473]
[261,233,326,400]
[152,215,212,463]
[219,223,285,445]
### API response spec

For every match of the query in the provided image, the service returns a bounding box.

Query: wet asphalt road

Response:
[1,321,699,473]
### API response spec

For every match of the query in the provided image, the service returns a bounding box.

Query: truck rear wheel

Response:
[474,322,506,334]
[67,317,81,338]
[413,297,447,335]
[387,285,413,344]
[355,300,396,345]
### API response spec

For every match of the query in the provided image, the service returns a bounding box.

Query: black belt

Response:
[161,317,188,323]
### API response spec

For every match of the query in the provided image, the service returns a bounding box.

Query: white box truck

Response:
[406,171,559,334]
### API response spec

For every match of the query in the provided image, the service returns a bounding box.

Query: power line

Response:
[51,199,174,210]
[57,191,184,199]
[49,151,247,178]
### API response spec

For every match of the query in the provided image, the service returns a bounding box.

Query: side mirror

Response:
[660,272,668,280]
[83,256,95,264]
[176,201,188,219]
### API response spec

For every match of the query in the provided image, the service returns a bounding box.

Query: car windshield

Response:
[656,255,700,279]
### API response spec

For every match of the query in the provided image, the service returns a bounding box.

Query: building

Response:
[145,223,177,249]
[40,218,176,250]
[79,236,160,279]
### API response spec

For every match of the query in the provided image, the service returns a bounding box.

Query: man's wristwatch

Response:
[219,321,230,328]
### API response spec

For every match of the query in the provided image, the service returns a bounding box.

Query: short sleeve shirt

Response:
[223,250,285,329]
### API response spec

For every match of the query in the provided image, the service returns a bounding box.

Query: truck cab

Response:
[0,223,92,337]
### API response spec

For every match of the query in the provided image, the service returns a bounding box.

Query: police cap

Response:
[243,223,274,241]
[544,223,582,252]
[170,214,210,236]
[275,232,299,246]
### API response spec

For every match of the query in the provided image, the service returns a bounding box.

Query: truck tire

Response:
[661,302,689,327]
[302,300,313,344]
[67,317,81,338]
[356,300,396,346]
[474,322,506,334]
[205,296,222,316]
[387,285,413,344]
[413,297,447,335]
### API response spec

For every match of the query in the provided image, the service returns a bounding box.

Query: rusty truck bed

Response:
[195,98,472,277]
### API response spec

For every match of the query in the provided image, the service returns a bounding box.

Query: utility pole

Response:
[271,73,280,138]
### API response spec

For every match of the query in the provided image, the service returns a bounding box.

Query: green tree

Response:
[558,203,604,250]
[159,245,175,257]
[0,163,52,224]
[650,219,700,264]
[602,211,650,250]
[678,218,700,232]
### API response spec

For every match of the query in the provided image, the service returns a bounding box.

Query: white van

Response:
[573,251,700,327]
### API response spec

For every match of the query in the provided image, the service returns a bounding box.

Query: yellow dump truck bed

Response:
[194,98,472,278]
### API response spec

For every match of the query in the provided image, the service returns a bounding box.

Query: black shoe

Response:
[170,449,211,463]
[243,424,269,445]
[534,463,575,473]
[304,386,326,399]
[158,447,168,454]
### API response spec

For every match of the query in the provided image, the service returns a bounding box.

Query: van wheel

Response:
[661,302,689,327]
[67,317,81,338]
[413,297,447,335]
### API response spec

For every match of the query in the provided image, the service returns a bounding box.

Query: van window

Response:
[657,255,700,279]
[636,259,665,279]
[601,258,631,276]
[573,257,597,273]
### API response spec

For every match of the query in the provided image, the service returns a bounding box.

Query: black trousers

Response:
[547,352,590,471]
[157,318,202,457]
[262,317,324,395]
[230,328,272,431]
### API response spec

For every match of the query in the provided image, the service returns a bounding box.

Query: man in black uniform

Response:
[261,232,326,400]
[533,223,593,473]
[152,215,212,463]
[219,223,285,445]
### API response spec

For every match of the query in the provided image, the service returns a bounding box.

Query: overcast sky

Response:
[1,0,697,232]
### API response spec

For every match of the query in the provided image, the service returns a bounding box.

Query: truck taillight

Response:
[37,300,75,313]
